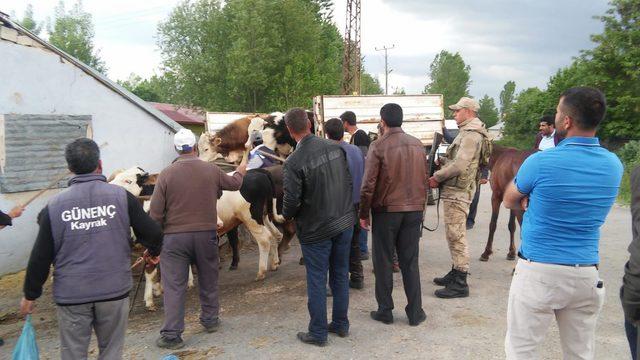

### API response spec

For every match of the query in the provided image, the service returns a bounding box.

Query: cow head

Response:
[198,133,223,163]
[109,166,148,196]
[266,116,296,157]
[244,117,267,150]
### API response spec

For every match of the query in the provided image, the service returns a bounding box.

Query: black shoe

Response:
[360,252,370,261]
[297,332,326,346]
[370,310,393,324]
[466,221,474,230]
[435,269,469,299]
[328,323,349,337]
[408,310,427,326]
[349,279,363,289]
[202,318,220,333]
[433,266,455,286]
[156,336,185,349]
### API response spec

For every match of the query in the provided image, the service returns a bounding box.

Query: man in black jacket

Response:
[20,138,163,359]
[283,108,355,346]
[622,166,640,359]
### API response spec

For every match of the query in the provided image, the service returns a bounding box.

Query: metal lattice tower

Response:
[341,0,361,95]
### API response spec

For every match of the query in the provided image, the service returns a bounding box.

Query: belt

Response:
[517,252,598,268]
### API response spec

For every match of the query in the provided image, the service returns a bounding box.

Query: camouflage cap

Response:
[448,97,480,112]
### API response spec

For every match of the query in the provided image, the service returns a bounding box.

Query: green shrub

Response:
[616,140,640,204]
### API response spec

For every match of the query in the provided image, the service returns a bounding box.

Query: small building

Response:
[149,102,206,136]
[488,121,505,140]
[0,13,183,275]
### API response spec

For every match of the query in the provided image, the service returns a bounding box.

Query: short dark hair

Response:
[324,118,345,141]
[284,108,310,134]
[539,115,555,126]
[559,87,606,130]
[340,111,357,126]
[65,138,100,174]
[380,103,403,127]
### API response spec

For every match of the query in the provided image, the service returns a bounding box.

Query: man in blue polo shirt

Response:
[503,87,623,359]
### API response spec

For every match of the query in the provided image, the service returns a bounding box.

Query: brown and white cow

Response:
[109,167,195,311]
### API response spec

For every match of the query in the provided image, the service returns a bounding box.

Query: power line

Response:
[375,44,395,95]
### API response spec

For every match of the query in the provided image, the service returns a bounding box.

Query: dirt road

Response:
[0,186,633,359]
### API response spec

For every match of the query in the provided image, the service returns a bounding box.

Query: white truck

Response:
[312,94,445,150]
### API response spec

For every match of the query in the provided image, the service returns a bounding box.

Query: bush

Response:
[616,140,640,204]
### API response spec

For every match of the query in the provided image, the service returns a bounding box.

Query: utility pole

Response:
[342,0,362,95]
[375,44,395,95]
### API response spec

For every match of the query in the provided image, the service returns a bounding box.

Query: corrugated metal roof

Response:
[149,102,205,126]
[0,13,182,133]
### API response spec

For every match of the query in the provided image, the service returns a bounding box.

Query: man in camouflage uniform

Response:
[429,97,490,298]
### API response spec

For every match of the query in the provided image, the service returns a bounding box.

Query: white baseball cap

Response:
[174,129,196,151]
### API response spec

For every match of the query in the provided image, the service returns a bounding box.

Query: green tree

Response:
[423,50,471,109]
[499,81,516,120]
[361,72,383,95]
[19,4,42,34]
[502,87,548,148]
[158,0,343,112]
[581,0,640,141]
[49,0,106,73]
[393,87,406,95]
[478,95,499,128]
[117,73,174,103]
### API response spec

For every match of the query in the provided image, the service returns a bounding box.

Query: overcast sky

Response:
[1,0,609,103]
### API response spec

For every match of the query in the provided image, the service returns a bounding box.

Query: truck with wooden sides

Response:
[312,94,445,150]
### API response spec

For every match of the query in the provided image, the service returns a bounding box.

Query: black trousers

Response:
[467,185,481,225]
[350,204,364,282]
[371,211,423,321]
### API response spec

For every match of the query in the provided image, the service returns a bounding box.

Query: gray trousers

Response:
[57,297,129,360]
[160,231,219,339]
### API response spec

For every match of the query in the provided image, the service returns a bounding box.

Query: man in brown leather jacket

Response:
[429,97,489,299]
[360,103,428,326]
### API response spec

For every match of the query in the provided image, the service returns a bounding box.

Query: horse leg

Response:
[480,196,501,261]
[507,210,517,260]
[227,226,240,270]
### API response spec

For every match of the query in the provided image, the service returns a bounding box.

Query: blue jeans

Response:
[300,228,353,341]
[359,229,369,254]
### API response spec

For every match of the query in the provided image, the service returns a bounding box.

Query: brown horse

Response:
[479,145,536,261]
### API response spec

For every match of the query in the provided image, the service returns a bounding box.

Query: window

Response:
[0,114,92,193]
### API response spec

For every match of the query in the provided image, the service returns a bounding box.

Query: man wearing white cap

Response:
[150,128,247,349]
[429,97,491,299]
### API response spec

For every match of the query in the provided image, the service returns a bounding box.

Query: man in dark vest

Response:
[20,138,163,359]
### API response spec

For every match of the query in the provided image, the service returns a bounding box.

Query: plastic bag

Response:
[12,315,39,360]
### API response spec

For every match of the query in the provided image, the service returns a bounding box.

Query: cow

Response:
[108,167,195,311]
[225,165,298,270]
[216,168,283,280]
[199,114,263,163]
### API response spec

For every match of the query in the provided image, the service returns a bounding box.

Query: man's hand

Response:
[360,218,370,231]
[236,152,248,175]
[428,176,440,189]
[236,163,247,175]
[479,179,488,185]
[143,249,160,265]
[20,298,34,316]
[8,205,25,219]
[520,196,529,211]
